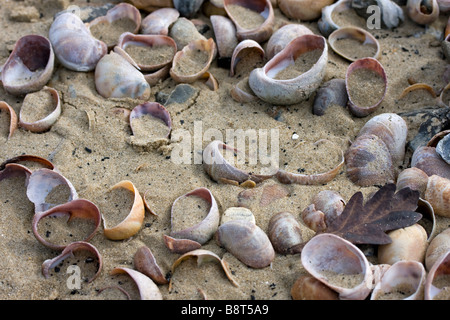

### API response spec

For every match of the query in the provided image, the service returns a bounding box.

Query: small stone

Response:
[165,84,199,106]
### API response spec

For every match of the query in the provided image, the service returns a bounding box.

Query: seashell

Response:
[141,7,180,35]
[26,168,78,213]
[370,260,426,300]
[87,3,141,49]
[424,175,450,217]
[248,34,328,105]
[278,0,335,21]
[170,187,220,244]
[170,249,239,287]
[18,86,61,133]
[266,24,314,60]
[170,38,216,84]
[301,190,346,232]
[351,0,404,29]
[116,32,177,72]
[291,275,339,300]
[221,206,256,225]
[411,146,450,180]
[407,0,440,25]
[202,140,275,185]
[345,134,395,187]
[425,228,450,271]
[169,17,207,51]
[134,246,169,285]
[223,0,275,43]
[129,102,172,142]
[434,131,450,165]
[377,224,428,265]
[129,0,174,12]
[328,26,380,62]
[424,250,450,300]
[163,234,202,254]
[0,154,55,172]
[110,267,163,300]
[438,0,450,12]
[277,139,344,185]
[144,64,171,86]
[32,199,102,250]
[102,180,145,240]
[268,211,303,254]
[49,11,107,72]
[357,113,408,168]
[216,219,275,268]
[42,241,102,283]
[0,101,18,139]
[94,51,151,100]
[230,39,264,77]
[230,76,258,103]
[203,0,227,16]
[396,167,429,198]
[210,15,238,61]
[345,57,388,117]
[1,35,54,96]
[174,0,205,17]
[301,233,374,300]
[417,197,437,241]
[399,82,438,101]
[312,79,348,116]
[318,0,352,37]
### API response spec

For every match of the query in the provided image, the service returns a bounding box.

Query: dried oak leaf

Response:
[321,183,422,245]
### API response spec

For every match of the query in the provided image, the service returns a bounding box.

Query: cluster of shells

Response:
[1,0,450,300]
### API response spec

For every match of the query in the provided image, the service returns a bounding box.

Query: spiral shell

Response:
[407,0,440,25]
[1,35,54,96]
[216,219,275,268]
[49,11,107,72]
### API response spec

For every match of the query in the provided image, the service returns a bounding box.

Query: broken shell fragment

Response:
[312,79,348,116]
[170,187,220,244]
[268,211,303,254]
[0,101,18,139]
[377,224,428,265]
[94,51,151,100]
[425,228,450,271]
[230,76,258,103]
[134,246,169,285]
[170,38,216,83]
[88,3,141,48]
[266,23,314,60]
[163,234,202,254]
[249,34,328,105]
[32,199,102,250]
[230,39,264,77]
[202,140,275,184]
[42,241,102,283]
[141,7,180,35]
[170,249,239,287]
[318,0,352,37]
[328,26,380,62]
[49,11,107,72]
[346,57,388,117]
[424,250,450,300]
[26,168,78,213]
[407,0,440,25]
[216,219,275,268]
[18,86,61,133]
[276,140,344,185]
[223,0,274,43]
[301,190,346,232]
[301,233,374,300]
[110,267,163,300]
[1,35,54,96]
[370,260,426,300]
[211,15,238,61]
[103,180,145,241]
[117,32,177,72]
[291,275,339,300]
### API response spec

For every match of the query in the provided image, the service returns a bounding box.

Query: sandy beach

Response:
[0,0,449,300]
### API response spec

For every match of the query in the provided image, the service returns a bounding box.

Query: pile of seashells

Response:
[1,0,450,300]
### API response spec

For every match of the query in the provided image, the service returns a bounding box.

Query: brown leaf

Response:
[321,183,422,245]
